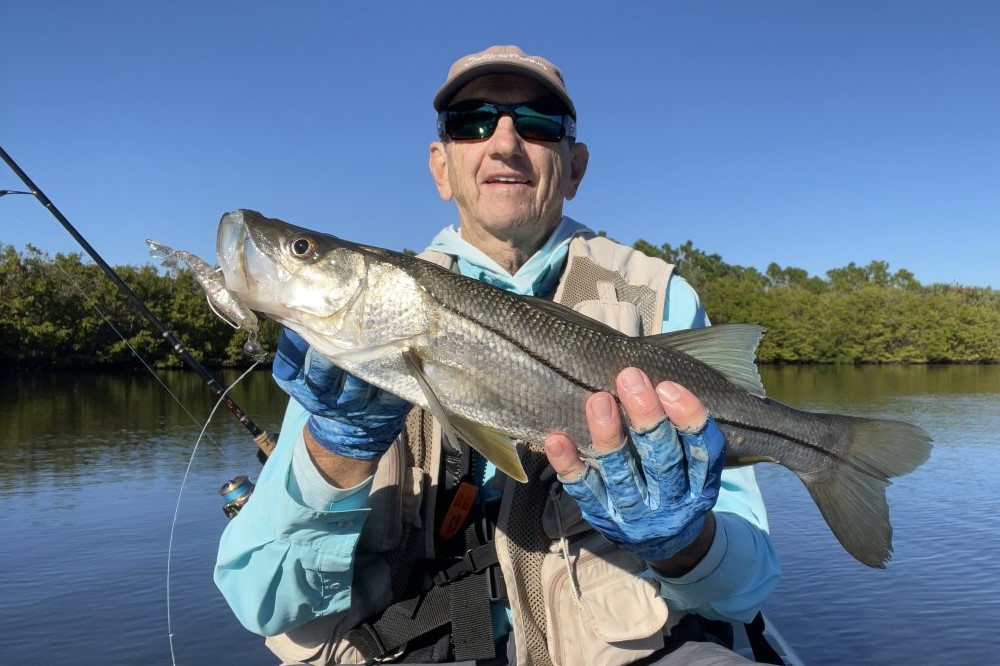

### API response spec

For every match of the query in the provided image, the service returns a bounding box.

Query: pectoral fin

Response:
[448,415,529,484]
[402,349,528,483]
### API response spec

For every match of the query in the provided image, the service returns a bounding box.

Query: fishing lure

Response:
[146,240,265,361]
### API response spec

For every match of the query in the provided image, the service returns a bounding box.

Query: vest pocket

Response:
[358,439,408,552]
[541,531,669,666]
[572,300,642,337]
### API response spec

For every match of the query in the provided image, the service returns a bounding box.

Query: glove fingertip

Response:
[274,329,311,378]
[278,327,309,349]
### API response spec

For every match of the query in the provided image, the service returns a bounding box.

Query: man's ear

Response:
[428,141,453,201]
[565,142,589,200]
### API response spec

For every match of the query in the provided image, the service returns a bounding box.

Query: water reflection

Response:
[2,366,999,664]
[0,369,286,493]
[761,364,1000,405]
[753,365,1000,664]
[0,369,282,664]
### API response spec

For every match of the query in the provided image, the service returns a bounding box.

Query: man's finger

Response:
[655,381,708,433]
[544,432,587,482]
[617,368,667,433]
[586,392,626,454]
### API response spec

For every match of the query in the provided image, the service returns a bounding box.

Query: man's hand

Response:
[544,367,725,570]
[273,328,412,462]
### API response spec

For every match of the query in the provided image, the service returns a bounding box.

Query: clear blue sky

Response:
[2,1,998,287]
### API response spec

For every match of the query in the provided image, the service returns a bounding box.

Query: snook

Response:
[216,209,932,568]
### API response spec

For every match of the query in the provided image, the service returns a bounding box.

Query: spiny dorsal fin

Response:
[646,324,767,397]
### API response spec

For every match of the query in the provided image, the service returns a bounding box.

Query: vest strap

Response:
[347,532,500,663]
[447,566,496,660]
[433,541,499,586]
[346,583,452,662]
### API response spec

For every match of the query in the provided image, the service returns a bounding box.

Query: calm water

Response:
[1,366,999,665]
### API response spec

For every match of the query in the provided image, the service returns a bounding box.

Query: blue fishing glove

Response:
[272,328,412,460]
[560,416,726,562]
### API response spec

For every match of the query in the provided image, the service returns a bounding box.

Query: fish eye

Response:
[290,236,316,258]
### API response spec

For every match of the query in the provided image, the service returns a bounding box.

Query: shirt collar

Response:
[426,216,592,296]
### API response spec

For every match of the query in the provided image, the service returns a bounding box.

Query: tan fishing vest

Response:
[267,234,679,666]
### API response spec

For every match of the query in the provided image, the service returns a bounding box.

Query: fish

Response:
[208,208,931,568]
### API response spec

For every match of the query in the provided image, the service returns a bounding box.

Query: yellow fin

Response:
[402,348,527,483]
[449,415,528,483]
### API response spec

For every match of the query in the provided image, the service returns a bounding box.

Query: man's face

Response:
[429,74,588,253]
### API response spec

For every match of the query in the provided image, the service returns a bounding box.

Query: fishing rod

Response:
[1,144,275,511]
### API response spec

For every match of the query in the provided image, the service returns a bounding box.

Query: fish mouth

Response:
[217,211,249,292]
[217,209,281,298]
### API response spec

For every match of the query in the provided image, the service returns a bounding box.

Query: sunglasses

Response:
[437,101,576,143]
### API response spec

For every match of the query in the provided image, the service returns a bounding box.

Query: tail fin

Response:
[803,417,932,568]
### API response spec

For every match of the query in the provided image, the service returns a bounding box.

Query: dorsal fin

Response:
[646,324,767,397]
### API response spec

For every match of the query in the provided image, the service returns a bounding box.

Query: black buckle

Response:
[433,547,490,586]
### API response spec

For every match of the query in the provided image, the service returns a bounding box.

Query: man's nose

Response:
[488,115,524,154]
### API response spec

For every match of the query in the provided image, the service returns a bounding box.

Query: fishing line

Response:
[166,361,260,666]
[50,259,227,451]
[1,143,277,458]
[4,201,202,417]
[3,145,278,660]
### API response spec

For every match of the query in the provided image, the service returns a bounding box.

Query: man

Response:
[216,46,780,665]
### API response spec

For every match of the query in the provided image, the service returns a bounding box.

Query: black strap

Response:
[447,565,495,660]
[441,428,467,492]
[433,541,499,585]
[346,536,499,663]
[744,612,784,665]
[347,584,453,661]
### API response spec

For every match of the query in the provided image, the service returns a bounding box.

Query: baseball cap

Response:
[433,45,576,118]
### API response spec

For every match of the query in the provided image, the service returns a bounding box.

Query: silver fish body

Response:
[214,209,932,568]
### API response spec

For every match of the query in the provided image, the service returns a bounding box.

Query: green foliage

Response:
[635,240,1000,364]
[2,239,998,369]
[0,243,278,371]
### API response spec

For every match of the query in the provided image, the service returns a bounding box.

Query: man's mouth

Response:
[486,175,531,185]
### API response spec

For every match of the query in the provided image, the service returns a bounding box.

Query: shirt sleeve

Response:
[647,273,782,623]
[661,274,710,332]
[213,400,374,636]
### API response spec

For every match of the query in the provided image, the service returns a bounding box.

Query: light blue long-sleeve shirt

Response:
[214,217,780,637]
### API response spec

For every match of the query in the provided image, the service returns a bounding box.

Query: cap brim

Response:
[433,63,576,117]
